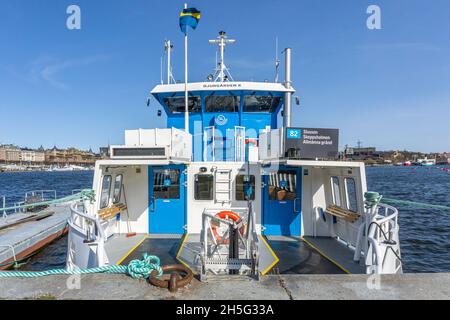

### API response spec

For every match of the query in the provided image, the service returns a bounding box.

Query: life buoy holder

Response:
[245,138,258,147]
[211,211,246,245]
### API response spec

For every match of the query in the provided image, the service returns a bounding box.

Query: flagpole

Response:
[184,3,189,134]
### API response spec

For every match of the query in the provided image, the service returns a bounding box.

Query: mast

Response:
[165,40,174,84]
[283,48,292,128]
[209,31,235,82]
[184,3,189,133]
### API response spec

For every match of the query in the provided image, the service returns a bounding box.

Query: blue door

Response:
[263,167,302,236]
[149,165,186,234]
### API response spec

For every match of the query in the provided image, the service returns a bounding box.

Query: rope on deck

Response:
[381,198,450,211]
[0,253,163,279]
[365,191,450,211]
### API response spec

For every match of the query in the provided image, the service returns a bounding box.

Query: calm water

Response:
[1,167,449,273]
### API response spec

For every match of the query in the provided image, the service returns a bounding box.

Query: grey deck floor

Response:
[119,235,183,266]
[111,234,364,275]
[302,236,366,274]
[266,236,346,275]
[104,234,147,265]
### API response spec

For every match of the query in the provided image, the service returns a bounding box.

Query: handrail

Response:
[69,201,106,242]
[1,196,5,218]
[366,203,401,274]
[25,190,57,202]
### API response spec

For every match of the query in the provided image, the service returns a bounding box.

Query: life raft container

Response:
[211,211,246,245]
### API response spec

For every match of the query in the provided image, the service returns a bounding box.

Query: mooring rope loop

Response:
[0,253,161,279]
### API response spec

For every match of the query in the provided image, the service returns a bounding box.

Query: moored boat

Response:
[65,9,403,279]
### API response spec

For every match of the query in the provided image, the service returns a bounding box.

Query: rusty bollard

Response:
[149,264,194,293]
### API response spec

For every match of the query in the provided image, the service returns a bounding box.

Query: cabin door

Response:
[263,167,302,236]
[148,165,186,234]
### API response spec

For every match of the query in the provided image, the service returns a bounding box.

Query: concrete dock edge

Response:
[0,273,449,300]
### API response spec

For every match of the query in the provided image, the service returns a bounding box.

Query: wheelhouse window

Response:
[345,178,358,212]
[100,175,112,209]
[194,174,214,200]
[268,170,297,201]
[331,176,341,207]
[153,169,180,199]
[205,95,240,112]
[243,95,281,113]
[113,175,123,204]
[163,96,201,113]
[235,175,255,201]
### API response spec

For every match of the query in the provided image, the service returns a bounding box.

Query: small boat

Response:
[419,158,436,166]
[0,190,71,270]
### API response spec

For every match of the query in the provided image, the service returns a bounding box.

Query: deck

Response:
[104,233,362,275]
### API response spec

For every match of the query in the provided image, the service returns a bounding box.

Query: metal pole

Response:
[220,37,224,82]
[184,4,189,133]
[284,48,292,128]
[167,40,171,84]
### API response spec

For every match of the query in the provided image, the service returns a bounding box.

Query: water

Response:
[1,167,449,273]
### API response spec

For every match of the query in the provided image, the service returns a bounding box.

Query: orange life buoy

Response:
[245,138,258,147]
[211,211,246,245]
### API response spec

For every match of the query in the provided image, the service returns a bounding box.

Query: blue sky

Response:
[0,0,449,152]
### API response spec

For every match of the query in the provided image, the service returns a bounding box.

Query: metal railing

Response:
[66,201,107,269]
[69,201,106,242]
[25,190,57,202]
[200,204,259,277]
[1,195,5,218]
[365,203,402,274]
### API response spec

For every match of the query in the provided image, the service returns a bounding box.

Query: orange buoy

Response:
[211,211,246,245]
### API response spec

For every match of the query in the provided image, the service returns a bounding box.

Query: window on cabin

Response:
[345,178,358,212]
[331,176,341,207]
[205,95,240,112]
[100,175,112,209]
[243,95,281,112]
[153,169,180,199]
[235,175,256,201]
[268,171,297,201]
[113,175,123,204]
[194,174,214,200]
[164,96,201,113]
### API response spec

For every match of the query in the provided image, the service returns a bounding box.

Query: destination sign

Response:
[284,127,339,159]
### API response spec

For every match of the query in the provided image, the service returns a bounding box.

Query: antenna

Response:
[164,40,175,84]
[275,37,280,83]
[160,56,163,84]
[209,31,236,82]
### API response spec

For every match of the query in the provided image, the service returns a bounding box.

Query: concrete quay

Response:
[0,273,448,300]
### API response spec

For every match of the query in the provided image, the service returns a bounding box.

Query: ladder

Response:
[214,169,232,203]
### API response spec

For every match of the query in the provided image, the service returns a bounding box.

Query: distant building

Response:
[45,146,97,164]
[0,148,6,163]
[345,147,380,161]
[6,148,21,163]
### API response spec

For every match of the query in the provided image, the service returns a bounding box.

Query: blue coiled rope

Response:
[0,253,163,279]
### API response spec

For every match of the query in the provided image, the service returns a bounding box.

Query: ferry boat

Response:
[66,29,403,278]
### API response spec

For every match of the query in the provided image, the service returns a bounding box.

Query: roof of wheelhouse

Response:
[151,81,295,95]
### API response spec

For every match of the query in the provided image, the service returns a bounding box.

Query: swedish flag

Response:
[179,7,201,34]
